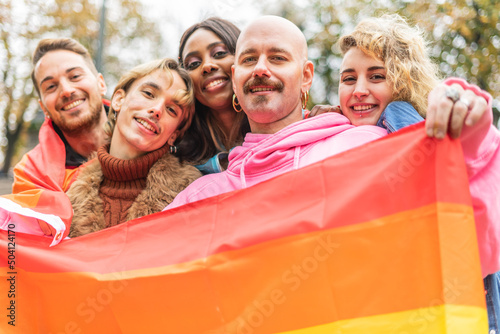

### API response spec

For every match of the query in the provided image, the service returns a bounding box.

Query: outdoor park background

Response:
[0,0,499,195]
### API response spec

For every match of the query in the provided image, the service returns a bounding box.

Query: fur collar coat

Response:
[67,153,201,237]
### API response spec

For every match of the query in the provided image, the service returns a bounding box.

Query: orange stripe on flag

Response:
[6,204,484,333]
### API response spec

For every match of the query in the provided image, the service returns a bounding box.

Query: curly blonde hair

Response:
[104,58,195,140]
[338,14,441,117]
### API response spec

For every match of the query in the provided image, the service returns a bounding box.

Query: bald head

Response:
[236,15,308,61]
[231,15,314,134]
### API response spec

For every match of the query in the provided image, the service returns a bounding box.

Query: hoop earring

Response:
[232,94,243,113]
[169,145,177,154]
[301,90,310,110]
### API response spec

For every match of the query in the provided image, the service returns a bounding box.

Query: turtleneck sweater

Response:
[97,144,170,227]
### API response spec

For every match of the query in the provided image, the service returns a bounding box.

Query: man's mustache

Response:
[243,77,284,94]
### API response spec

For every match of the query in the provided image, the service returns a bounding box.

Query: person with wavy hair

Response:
[177,17,250,174]
[337,14,441,132]
[67,58,201,237]
[337,14,500,332]
[339,14,440,118]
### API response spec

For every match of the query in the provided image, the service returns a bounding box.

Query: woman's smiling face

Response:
[182,29,235,113]
[339,47,393,126]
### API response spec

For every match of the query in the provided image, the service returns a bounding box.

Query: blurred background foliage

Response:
[0,0,499,176]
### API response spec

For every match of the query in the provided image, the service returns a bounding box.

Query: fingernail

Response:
[436,130,445,139]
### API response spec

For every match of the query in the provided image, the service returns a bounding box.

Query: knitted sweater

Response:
[98,144,169,227]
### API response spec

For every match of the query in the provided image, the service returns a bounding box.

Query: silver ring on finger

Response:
[445,87,460,103]
[457,97,471,110]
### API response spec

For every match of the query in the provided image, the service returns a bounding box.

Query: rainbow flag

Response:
[0,124,487,333]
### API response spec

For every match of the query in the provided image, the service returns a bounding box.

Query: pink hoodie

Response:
[167,113,386,207]
[447,78,500,277]
[167,78,500,277]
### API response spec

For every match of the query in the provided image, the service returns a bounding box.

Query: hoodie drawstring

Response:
[293,146,301,170]
[240,151,252,189]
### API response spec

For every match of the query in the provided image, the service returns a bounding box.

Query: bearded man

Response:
[1,38,109,240]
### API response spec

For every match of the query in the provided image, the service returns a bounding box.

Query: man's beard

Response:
[57,102,103,136]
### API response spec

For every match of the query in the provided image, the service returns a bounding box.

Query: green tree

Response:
[0,0,163,175]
